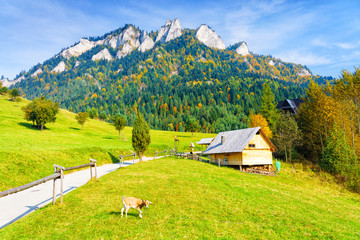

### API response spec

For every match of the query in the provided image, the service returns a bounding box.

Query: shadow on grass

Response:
[69,127,80,131]
[18,122,49,131]
[176,135,191,138]
[108,152,119,163]
[104,136,116,140]
[109,211,139,218]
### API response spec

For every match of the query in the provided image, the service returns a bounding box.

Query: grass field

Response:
[0,95,215,191]
[0,157,359,239]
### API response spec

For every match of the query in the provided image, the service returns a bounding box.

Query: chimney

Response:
[221,135,225,144]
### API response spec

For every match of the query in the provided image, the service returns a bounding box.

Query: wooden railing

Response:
[153,149,167,159]
[119,153,136,166]
[0,159,97,205]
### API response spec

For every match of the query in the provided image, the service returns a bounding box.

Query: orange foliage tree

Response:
[249,113,272,138]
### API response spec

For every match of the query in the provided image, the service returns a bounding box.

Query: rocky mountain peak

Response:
[297,68,312,77]
[92,48,113,61]
[138,31,154,52]
[61,39,96,59]
[52,61,66,73]
[100,25,140,49]
[156,18,182,43]
[196,24,225,50]
[236,42,249,56]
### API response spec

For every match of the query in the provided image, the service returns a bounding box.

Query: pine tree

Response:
[132,114,150,161]
[260,83,279,131]
[320,125,356,174]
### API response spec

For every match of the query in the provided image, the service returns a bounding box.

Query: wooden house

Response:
[276,98,304,114]
[204,127,276,170]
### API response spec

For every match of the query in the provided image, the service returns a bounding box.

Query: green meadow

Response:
[1,95,360,239]
[1,158,359,239]
[0,95,214,191]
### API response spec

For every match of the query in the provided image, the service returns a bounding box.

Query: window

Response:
[248,144,255,148]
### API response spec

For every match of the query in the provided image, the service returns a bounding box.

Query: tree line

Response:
[257,69,360,192]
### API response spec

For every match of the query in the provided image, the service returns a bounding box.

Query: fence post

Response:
[53,164,65,204]
[154,151,157,160]
[90,159,97,180]
[218,159,221,167]
[133,154,135,164]
[90,163,93,179]
[52,166,57,204]
[60,168,64,204]
[119,155,123,167]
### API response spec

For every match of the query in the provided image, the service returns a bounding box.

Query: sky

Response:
[0,0,359,79]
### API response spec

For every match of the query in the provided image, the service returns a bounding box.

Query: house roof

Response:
[204,127,276,155]
[276,98,304,114]
[196,138,214,145]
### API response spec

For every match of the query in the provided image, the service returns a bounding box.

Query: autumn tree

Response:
[75,112,89,129]
[249,113,272,138]
[132,114,150,161]
[297,80,338,161]
[274,113,301,162]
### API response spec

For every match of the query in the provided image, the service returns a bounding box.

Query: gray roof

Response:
[196,138,214,145]
[204,127,261,154]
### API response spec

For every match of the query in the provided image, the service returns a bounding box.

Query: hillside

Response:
[0,95,214,191]
[1,158,359,239]
[3,19,332,132]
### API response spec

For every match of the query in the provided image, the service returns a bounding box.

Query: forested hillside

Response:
[12,23,331,132]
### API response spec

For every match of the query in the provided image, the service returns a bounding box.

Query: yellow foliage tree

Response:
[249,114,273,138]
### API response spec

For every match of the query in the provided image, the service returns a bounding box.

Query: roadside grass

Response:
[0,95,214,191]
[1,158,359,239]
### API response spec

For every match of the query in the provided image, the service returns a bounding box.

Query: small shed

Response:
[196,137,215,151]
[204,127,276,170]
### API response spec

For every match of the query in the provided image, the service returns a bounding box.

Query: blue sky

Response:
[0,0,359,79]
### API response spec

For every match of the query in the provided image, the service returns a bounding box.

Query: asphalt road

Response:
[0,157,157,229]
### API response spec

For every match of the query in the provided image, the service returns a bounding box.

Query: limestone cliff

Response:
[196,25,225,50]
[61,39,97,59]
[236,42,249,56]
[92,48,113,61]
[156,19,182,43]
[138,31,154,52]
[52,61,66,73]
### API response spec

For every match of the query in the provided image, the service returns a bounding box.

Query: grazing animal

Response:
[121,196,152,219]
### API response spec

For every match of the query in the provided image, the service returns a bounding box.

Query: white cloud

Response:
[277,50,331,66]
[336,42,358,50]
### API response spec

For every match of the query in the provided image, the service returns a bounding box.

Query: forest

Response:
[14,28,331,133]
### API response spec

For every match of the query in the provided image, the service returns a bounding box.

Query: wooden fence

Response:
[119,153,136,167]
[154,149,167,159]
[1,149,170,205]
[0,159,97,204]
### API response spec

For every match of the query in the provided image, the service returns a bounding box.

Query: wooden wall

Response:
[209,132,273,166]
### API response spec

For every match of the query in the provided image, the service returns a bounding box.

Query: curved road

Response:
[0,157,158,229]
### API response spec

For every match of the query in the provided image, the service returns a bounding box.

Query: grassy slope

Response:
[0,95,214,191]
[1,158,359,239]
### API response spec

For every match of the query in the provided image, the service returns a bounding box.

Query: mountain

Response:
[3,18,331,133]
